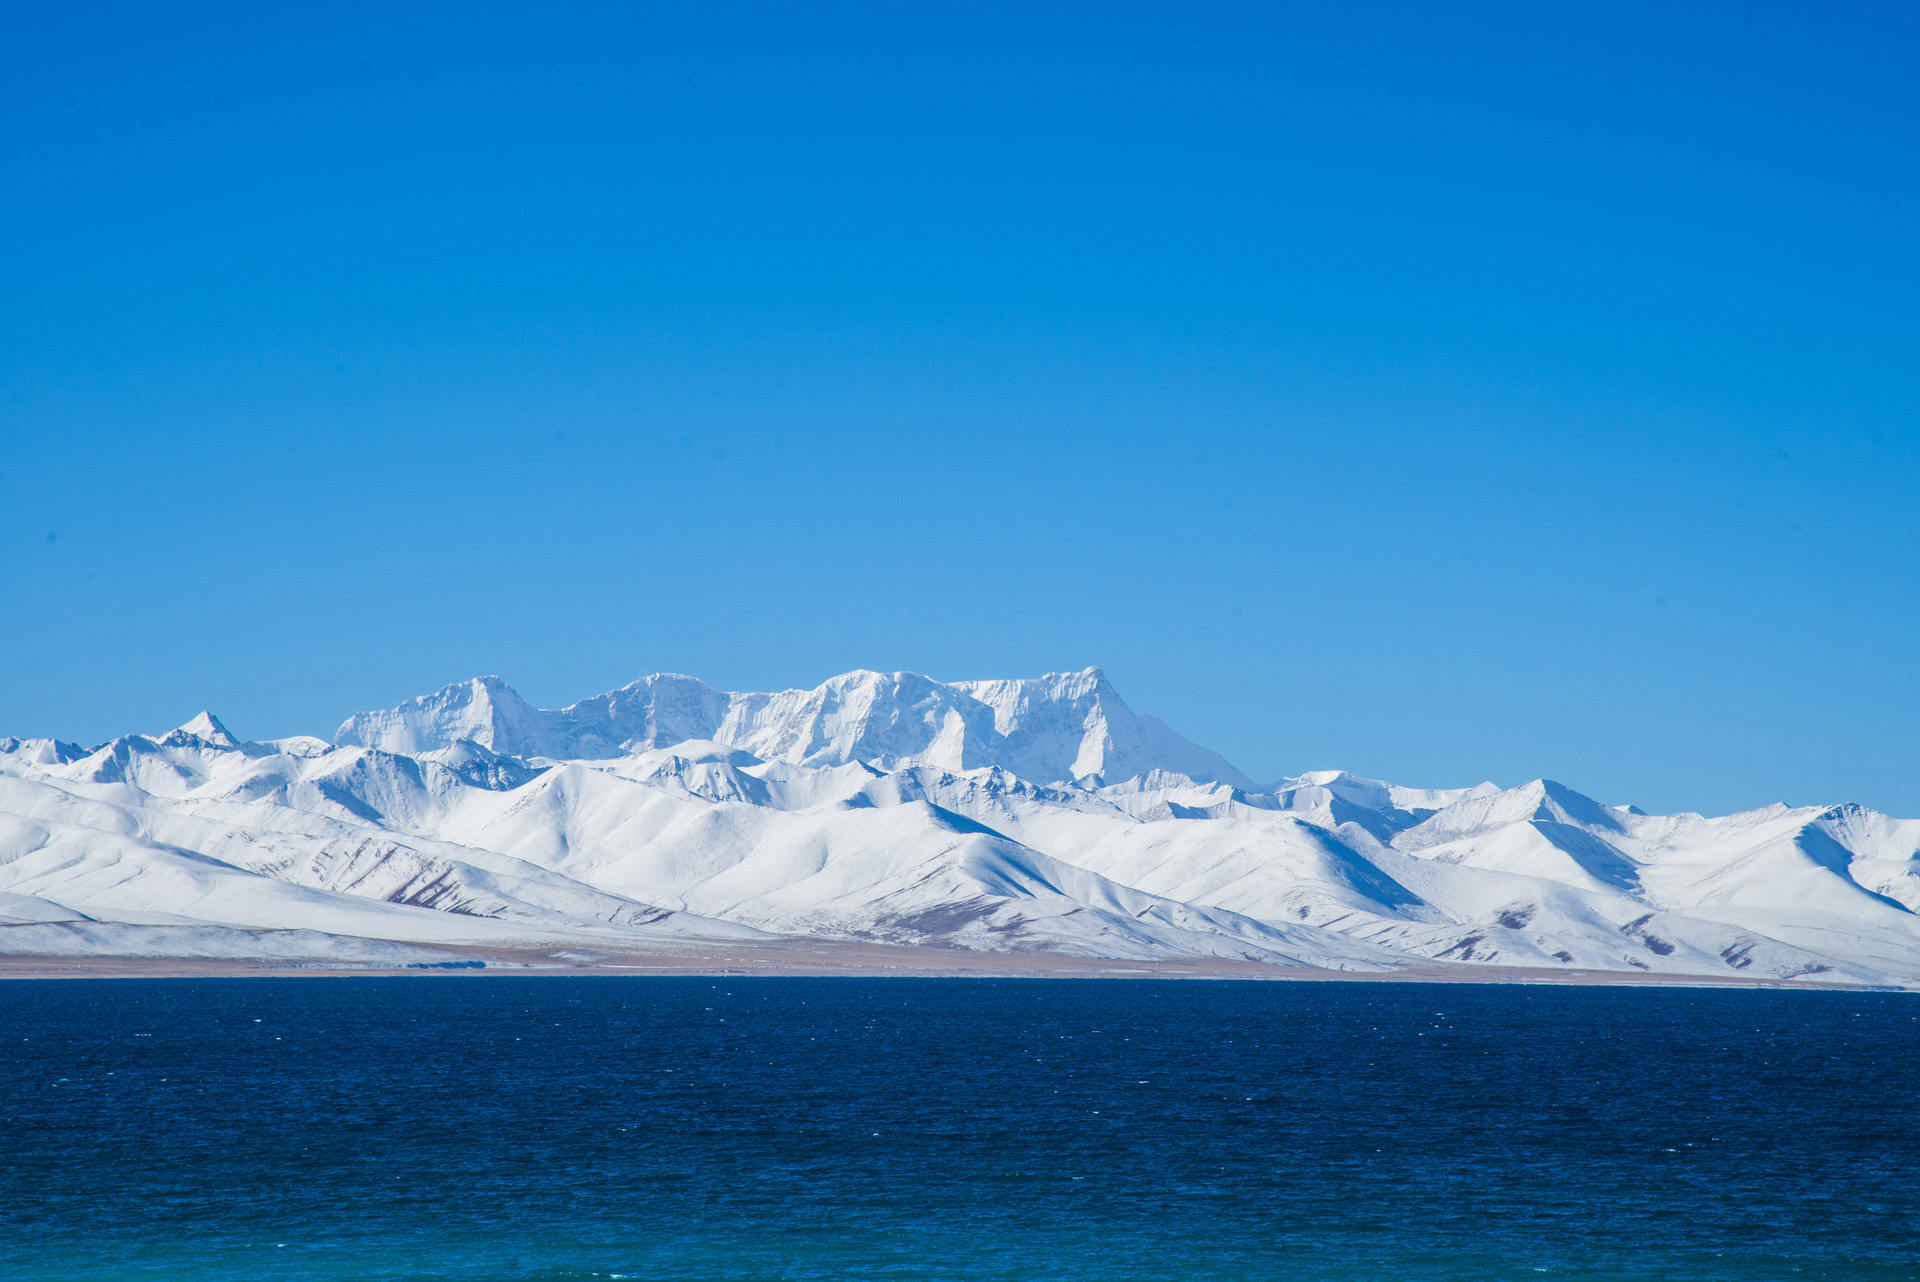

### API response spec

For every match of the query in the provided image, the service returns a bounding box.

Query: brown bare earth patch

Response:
[0,940,1896,990]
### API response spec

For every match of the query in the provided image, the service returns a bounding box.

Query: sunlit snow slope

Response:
[4,668,1916,984]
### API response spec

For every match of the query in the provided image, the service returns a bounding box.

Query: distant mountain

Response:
[3,670,1915,985]
[335,667,1256,788]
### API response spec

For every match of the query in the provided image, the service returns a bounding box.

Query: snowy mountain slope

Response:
[423,762,1396,966]
[0,729,762,953]
[0,716,1383,967]
[5,672,1918,984]
[817,764,1900,983]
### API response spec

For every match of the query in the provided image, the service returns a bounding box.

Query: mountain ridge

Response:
[335,666,1258,789]
[2,665,1914,985]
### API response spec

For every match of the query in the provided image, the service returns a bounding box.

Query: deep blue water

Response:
[2,977,1917,1281]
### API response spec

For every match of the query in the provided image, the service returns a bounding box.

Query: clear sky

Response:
[4,2,1916,816]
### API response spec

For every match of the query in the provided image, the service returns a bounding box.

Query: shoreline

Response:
[0,939,1901,991]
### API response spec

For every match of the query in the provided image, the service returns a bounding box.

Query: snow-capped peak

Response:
[335,675,546,756]
[333,666,1254,788]
[163,711,241,749]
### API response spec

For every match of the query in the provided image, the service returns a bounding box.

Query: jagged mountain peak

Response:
[591,671,720,698]
[163,711,241,749]
[0,736,85,766]
[1394,777,1627,850]
[333,665,1252,788]
[335,675,543,756]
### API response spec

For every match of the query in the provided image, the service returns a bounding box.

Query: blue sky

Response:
[4,2,1916,815]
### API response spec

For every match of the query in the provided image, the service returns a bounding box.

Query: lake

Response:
[2,976,1915,1280]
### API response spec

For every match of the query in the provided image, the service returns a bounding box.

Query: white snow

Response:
[3,667,1915,983]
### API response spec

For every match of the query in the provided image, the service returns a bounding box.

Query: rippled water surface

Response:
[3,976,1916,1280]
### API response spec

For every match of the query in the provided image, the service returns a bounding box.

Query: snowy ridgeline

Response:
[3,667,1918,985]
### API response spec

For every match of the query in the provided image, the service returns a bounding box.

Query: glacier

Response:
[3,666,1917,986]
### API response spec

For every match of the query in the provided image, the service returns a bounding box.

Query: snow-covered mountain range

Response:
[5,667,1917,985]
